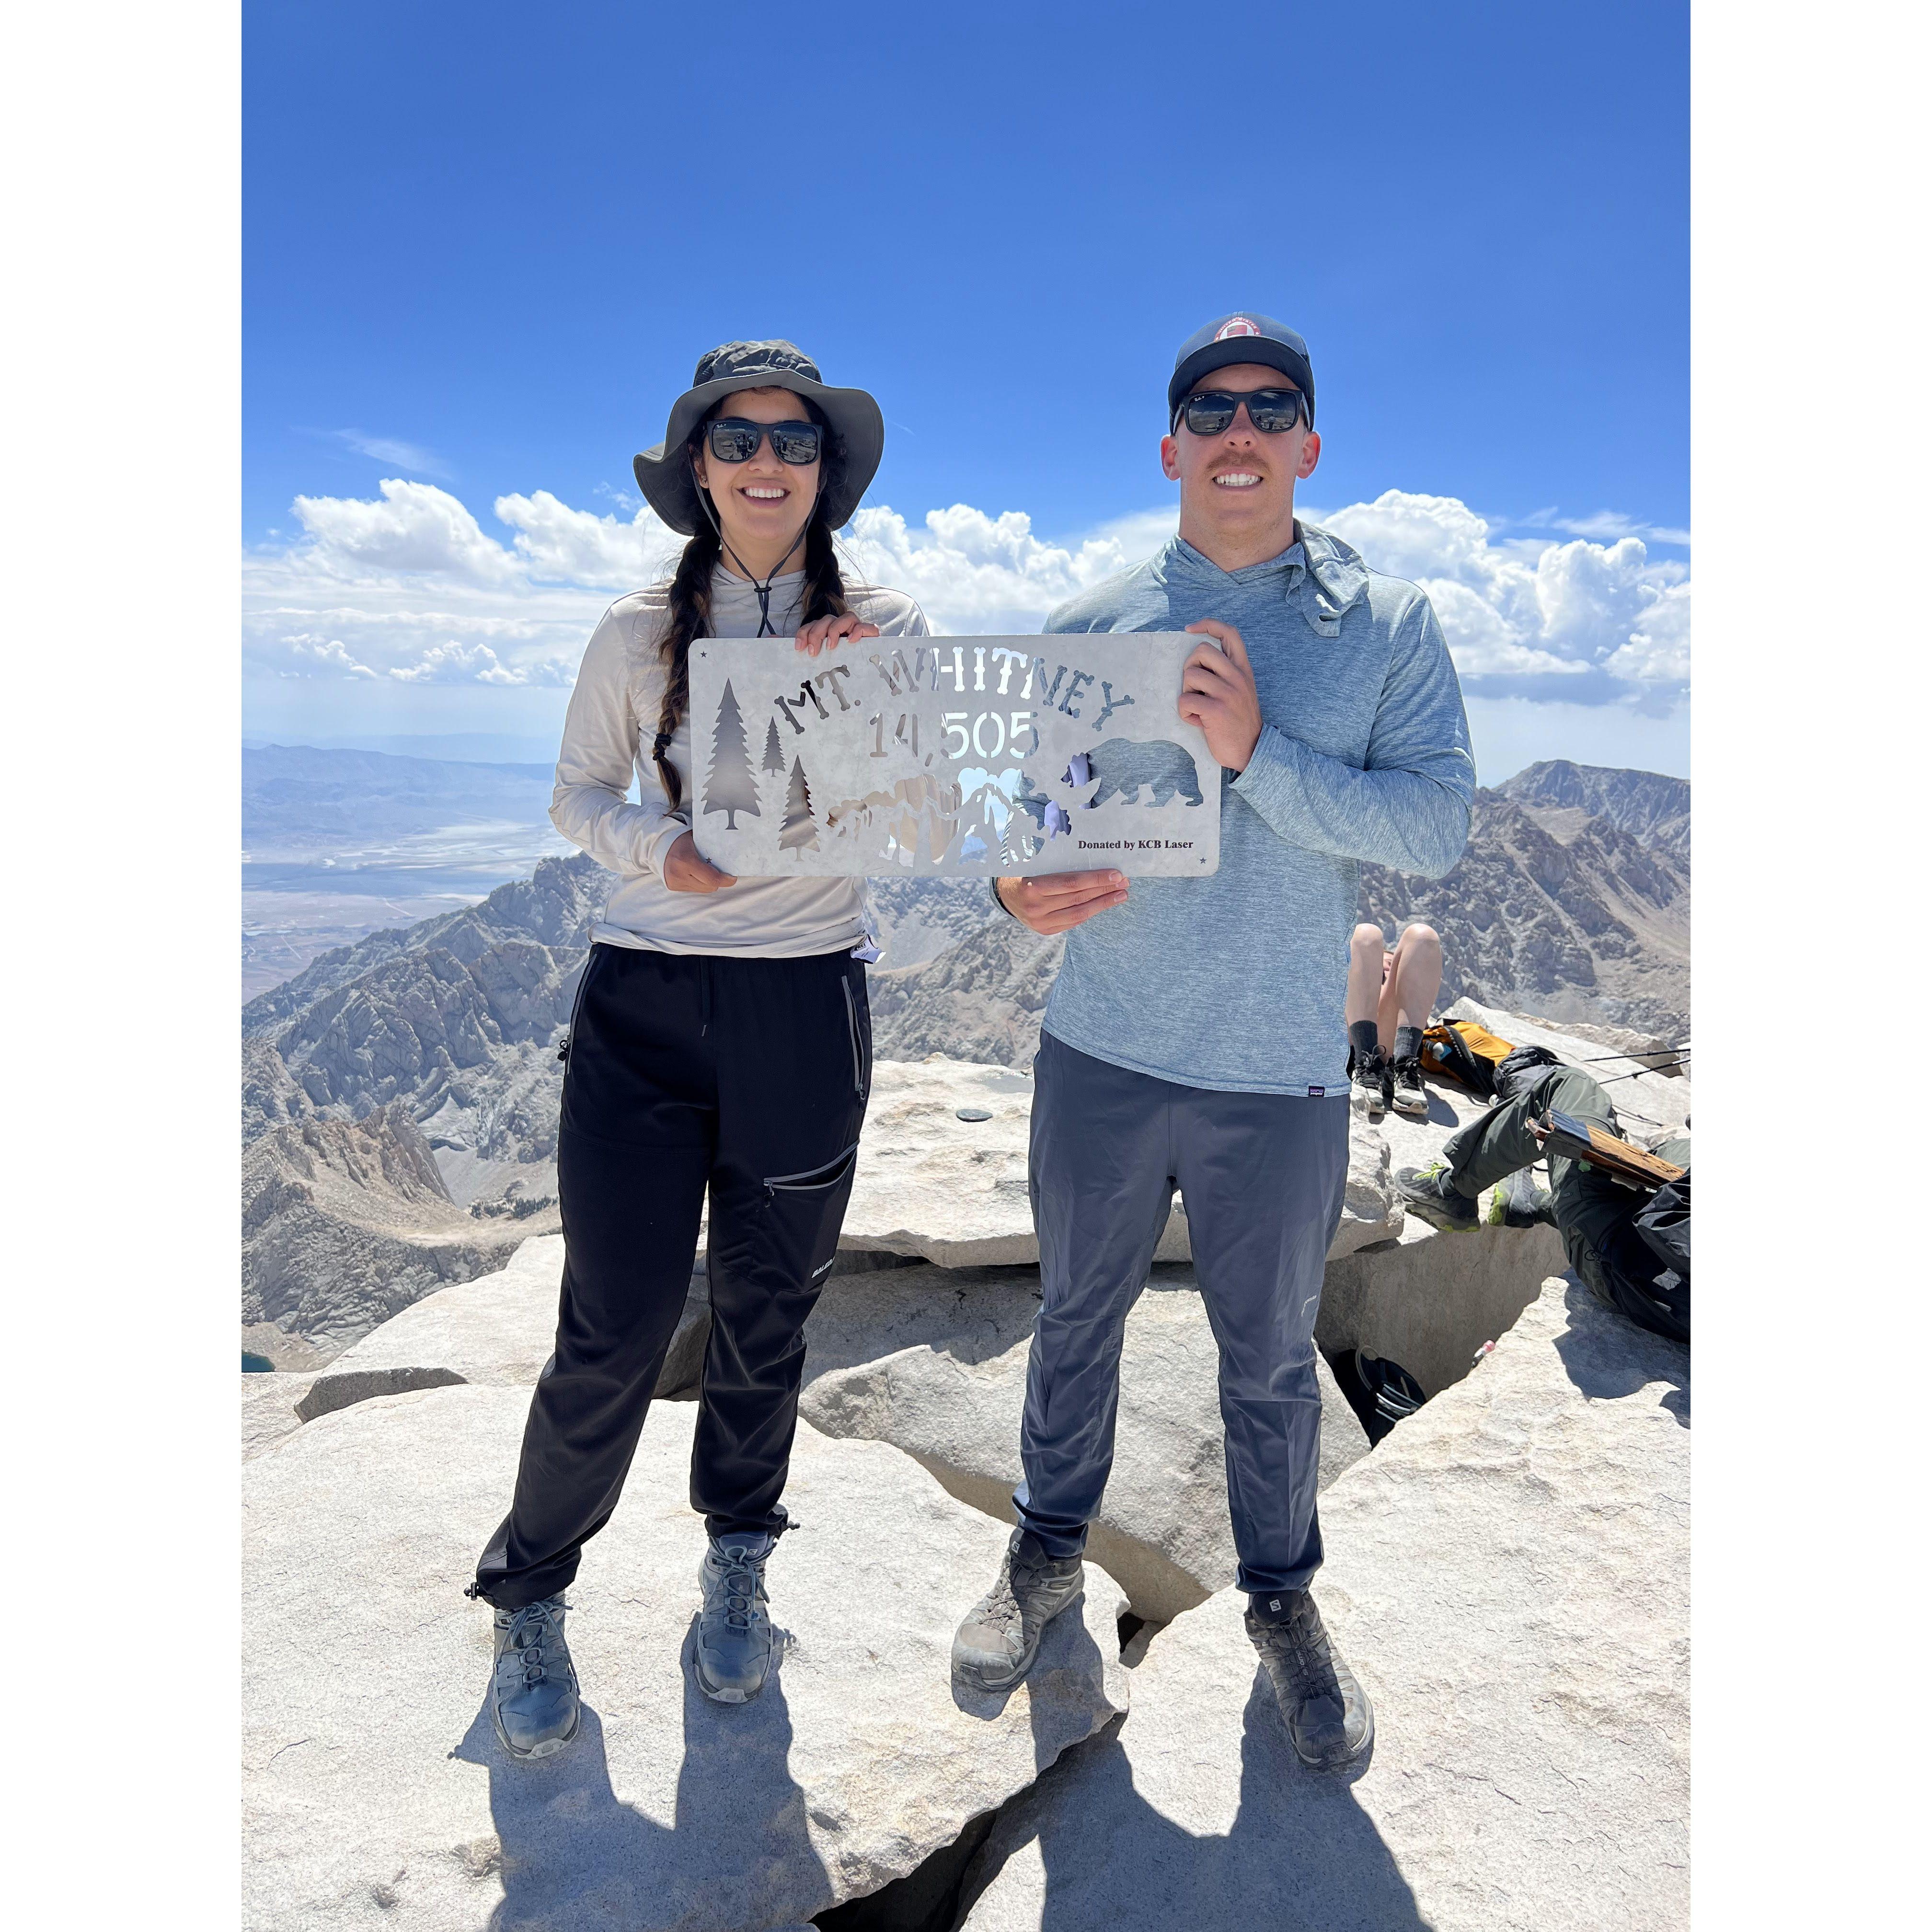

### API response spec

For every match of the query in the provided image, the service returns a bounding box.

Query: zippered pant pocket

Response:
[757,1142,860,1289]
[840,976,870,1102]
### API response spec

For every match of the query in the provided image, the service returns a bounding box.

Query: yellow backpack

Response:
[1419,1019,1517,1096]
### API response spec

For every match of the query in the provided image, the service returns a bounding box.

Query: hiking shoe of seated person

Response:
[1390,1056,1430,1119]
[1247,1589,1374,1770]
[694,1534,776,1704]
[489,1594,581,1760]
[952,1527,1086,1693]
[1349,1045,1390,1122]
[1489,1166,1556,1229]
[1394,1162,1483,1232]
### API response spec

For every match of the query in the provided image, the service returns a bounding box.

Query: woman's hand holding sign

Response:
[796,612,881,657]
[1179,620,1263,772]
[662,832,737,893]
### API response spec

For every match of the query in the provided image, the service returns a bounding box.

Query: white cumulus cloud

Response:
[1316,489,1690,697]
[246,478,1689,703]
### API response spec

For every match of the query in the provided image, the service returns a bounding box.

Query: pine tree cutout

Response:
[703,680,760,829]
[761,717,785,776]
[779,756,819,857]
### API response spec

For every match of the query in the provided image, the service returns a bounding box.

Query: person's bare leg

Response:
[1346,925,1389,1119]
[1378,923,1442,1046]
[1346,924,1387,1026]
[1381,924,1441,1118]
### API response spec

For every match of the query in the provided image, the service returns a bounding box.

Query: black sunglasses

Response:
[704,417,824,465]
[1173,388,1307,437]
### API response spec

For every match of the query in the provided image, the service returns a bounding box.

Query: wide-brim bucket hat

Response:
[633,339,885,536]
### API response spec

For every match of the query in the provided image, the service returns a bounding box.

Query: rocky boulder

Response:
[241,1372,319,1461]
[844,1058,1399,1270]
[800,1263,1370,1623]
[243,1388,1128,1931]
[955,1273,1690,1931]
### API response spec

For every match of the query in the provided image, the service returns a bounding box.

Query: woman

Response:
[469,340,929,1759]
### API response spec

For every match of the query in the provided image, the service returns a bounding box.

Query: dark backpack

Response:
[1597,1169,1691,1345]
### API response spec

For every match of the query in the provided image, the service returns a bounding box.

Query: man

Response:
[1398,1057,1691,1346]
[950,313,1475,1770]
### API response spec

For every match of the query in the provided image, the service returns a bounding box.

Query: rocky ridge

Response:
[1497,758,1691,860]
[872,773,1690,1071]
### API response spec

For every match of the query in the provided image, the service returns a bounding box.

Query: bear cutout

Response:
[1081,737,1206,808]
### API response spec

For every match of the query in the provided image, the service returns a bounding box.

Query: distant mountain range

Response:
[873,762,1690,1065]
[1358,762,1689,1042]
[1497,759,1690,861]
[240,759,1687,1363]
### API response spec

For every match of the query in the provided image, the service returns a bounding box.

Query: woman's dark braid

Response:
[652,523,722,811]
[800,517,851,631]
[650,406,851,811]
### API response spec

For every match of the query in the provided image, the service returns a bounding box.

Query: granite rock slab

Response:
[800,1263,1371,1622]
[955,1274,1690,1932]
[243,1388,1127,1932]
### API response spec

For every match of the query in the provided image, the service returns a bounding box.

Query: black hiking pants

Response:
[473,943,871,1610]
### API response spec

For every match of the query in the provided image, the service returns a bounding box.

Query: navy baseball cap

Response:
[1168,313,1315,428]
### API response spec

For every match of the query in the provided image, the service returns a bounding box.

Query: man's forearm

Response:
[1232,724,1473,878]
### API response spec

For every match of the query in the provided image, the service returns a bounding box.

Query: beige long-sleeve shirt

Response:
[551,566,929,956]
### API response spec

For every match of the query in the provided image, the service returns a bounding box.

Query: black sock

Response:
[1393,1024,1423,1066]
[1348,1020,1381,1067]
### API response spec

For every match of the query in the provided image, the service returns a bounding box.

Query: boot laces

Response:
[983,1540,1064,1635]
[1261,1600,1342,1702]
[503,1598,566,1690]
[711,1543,768,1633]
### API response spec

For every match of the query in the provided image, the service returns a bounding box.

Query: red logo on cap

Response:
[1214,317,1262,340]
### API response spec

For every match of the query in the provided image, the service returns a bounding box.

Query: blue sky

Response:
[244,0,1690,777]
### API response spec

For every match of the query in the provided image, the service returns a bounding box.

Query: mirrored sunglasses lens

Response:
[709,422,760,462]
[770,426,822,464]
[1183,395,1237,435]
[1246,391,1304,431]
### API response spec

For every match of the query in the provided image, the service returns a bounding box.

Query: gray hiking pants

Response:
[1013,1032,1350,1598]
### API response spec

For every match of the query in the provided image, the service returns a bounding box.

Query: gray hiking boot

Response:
[1247,1589,1374,1770]
[1394,1161,1483,1232]
[489,1594,581,1760]
[952,1527,1086,1693]
[694,1534,775,1704]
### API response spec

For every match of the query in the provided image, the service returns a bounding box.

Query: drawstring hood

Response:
[1161,520,1371,635]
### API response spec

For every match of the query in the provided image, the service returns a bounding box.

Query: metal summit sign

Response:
[687,633,1222,878]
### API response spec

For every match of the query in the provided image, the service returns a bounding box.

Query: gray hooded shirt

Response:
[1035,525,1475,1094]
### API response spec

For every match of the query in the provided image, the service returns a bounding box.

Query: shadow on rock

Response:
[961,1673,1424,1930]
[1552,1274,1689,1426]
[452,1649,836,1930]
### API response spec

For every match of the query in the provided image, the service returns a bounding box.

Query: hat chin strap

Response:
[690,453,821,638]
